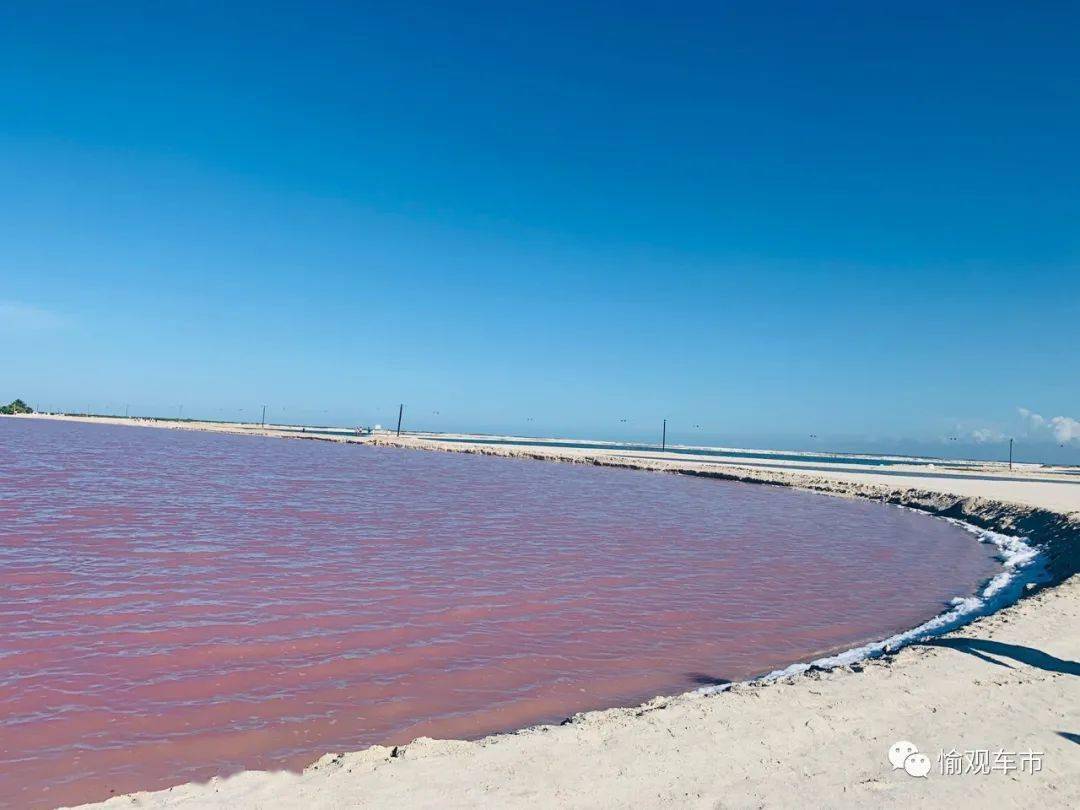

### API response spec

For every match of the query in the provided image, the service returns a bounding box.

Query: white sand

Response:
[7,415,1078,808]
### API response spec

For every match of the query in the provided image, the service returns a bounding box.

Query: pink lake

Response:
[0,419,999,808]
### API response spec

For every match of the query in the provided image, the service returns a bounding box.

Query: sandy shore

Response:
[7,415,1078,808]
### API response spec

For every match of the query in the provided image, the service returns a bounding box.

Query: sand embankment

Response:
[8,415,1077,808]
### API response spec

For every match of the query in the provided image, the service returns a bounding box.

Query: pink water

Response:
[0,419,999,808]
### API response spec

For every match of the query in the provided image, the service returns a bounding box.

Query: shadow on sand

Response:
[686,673,732,687]
[918,638,1080,676]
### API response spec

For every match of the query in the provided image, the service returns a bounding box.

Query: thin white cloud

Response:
[969,427,1006,444]
[1019,407,1080,445]
[0,301,66,331]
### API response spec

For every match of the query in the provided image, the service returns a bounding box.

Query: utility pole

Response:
[1009,438,1014,470]
[396,403,404,436]
[178,404,183,420]
[261,404,267,427]
[124,404,129,418]
[661,419,667,451]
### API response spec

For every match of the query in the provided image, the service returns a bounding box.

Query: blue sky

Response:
[1,2,1077,462]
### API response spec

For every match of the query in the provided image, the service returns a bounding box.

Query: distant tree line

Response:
[0,399,33,415]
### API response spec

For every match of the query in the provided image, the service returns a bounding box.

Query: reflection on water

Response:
[0,419,999,808]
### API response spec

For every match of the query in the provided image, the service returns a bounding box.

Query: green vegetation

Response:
[0,398,33,415]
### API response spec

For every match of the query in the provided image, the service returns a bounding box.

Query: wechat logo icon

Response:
[888,740,931,778]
